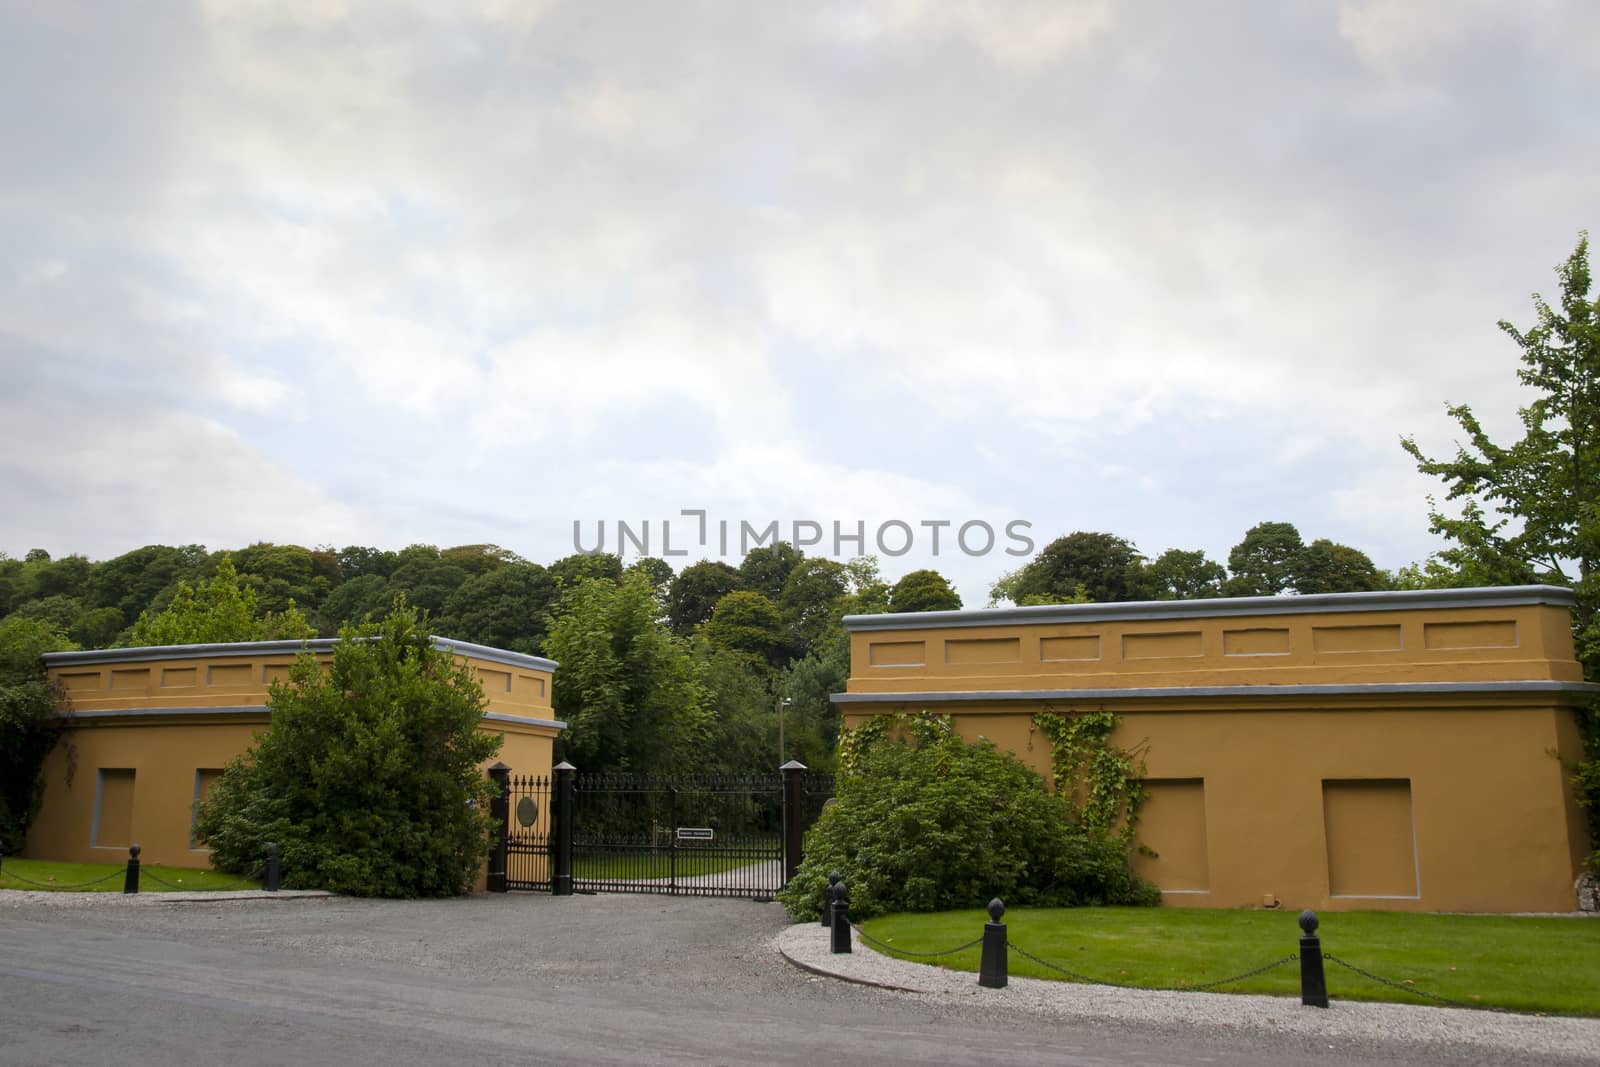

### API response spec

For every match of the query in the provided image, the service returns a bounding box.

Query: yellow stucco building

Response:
[834,585,1595,913]
[24,637,562,867]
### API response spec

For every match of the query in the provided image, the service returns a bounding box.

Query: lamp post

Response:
[778,696,793,765]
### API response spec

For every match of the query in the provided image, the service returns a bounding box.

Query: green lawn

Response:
[574,849,770,881]
[859,907,1600,1016]
[0,857,261,893]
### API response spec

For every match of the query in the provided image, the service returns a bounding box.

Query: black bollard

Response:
[264,843,281,892]
[1299,909,1329,1008]
[978,898,1008,989]
[123,844,141,894]
[822,870,841,927]
[830,880,852,954]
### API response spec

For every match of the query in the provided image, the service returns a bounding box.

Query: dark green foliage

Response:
[889,569,962,613]
[440,544,525,575]
[545,571,709,773]
[128,556,315,645]
[778,627,850,771]
[779,558,850,652]
[1294,539,1390,594]
[387,558,469,616]
[436,563,557,655]
[704,591,784,665]
[193,606,501,897]
[85,545,208,628]
[548,552,624,590]
[1144,549,1227,600]
[779,714,1157,920]
[667,560,742,635]
[738,542,804,602]
[1225,521,1305,596]
[0,617,76,853]
[337,545,399,580]
[1011,532,1151,604]
[319,573,394,630]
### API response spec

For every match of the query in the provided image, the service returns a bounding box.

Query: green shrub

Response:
[0,617,76,853]
[779,713,1157,920]
[194,603,500,897]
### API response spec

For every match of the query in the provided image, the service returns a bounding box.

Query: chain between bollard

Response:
[1006,940,1300,993]
[0,867,126,891]
[852,924,985,959]
[136,867,265,893]
[1321,953,1522,1014]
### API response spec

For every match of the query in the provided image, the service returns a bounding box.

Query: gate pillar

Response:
[781,759,807,885]
[553,761,576,896]
[487,762,510,893]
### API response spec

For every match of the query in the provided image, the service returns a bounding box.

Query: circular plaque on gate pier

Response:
[516,796,539,827]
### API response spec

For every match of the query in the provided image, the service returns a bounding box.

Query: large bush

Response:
[194,605,500,897]
[0,617,75,853]
[779,714,1157,920]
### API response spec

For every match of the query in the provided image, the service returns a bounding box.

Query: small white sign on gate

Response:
[676,827,714,841]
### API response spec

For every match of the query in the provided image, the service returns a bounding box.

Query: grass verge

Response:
[0,857,262,893]
[858,906,1600,1016]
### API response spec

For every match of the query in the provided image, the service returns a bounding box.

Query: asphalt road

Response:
[0,893,1589,1066]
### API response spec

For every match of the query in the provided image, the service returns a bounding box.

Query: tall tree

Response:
[1225,521,1305,597]
[1144,549,1227,600]
[1403,232,1600,659]
[1294,539,1390,595]
[666,560,742,635]
[1008,532,1150,604]
[436,563,558,655]
[779,558,851,653]
[738,542,805,603]
[889,569,962,613]
[548,552,625,590]
[704,590,785,666]
[1402,233,1600,869]
[545,571,708,774]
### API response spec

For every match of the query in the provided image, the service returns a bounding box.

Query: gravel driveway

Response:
[1,890,1593,1066]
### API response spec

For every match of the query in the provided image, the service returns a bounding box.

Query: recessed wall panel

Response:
[94,769,135,848]
[1312,625,1403,654]
[1131,779,1209,891]
[207,664,253,687]
[1040,635,1101,661]
[1122,631,1203,660]
[1222,628,1291,656]
[944,637,1021,665]
[1323,779,1418,897]
[1423,620,1517,650]
[868,641,925,667]
[109,668,150,690]
[478,668,512,693]
[160,667,198,688]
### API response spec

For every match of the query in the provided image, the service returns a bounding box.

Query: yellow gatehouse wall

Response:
[24,637,563,867]
[834,586,1596,914]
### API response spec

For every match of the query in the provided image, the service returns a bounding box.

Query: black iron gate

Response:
[488,762,833,900]
[498,771,553,892]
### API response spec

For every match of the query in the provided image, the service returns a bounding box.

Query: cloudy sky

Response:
[2,0,1596,604]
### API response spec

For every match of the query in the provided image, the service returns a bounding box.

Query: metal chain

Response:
[1321,953,1518,1014]
[852,924,985,959]
[138,868,262,893]
[0,867,125,891]
[1008,940,1299,993]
